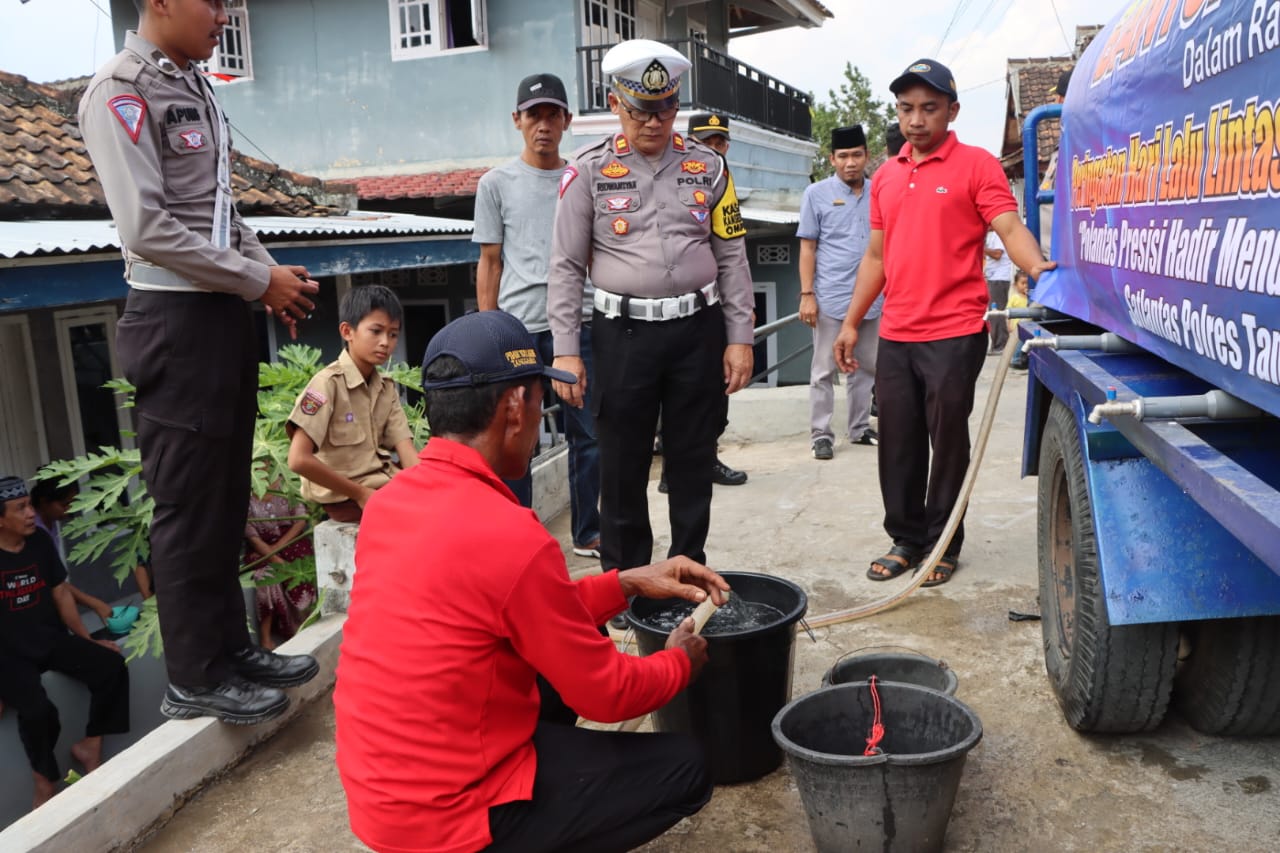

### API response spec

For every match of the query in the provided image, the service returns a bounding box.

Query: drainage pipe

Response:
[1088,388,1264,425]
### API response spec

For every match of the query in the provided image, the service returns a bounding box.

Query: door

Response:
[752,283,778,388]
[399,299,452,405]
[0,315,49,479]
[55,308,133,457]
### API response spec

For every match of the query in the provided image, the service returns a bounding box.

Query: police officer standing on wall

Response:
[548,40,755,571]
[79,0,320,724]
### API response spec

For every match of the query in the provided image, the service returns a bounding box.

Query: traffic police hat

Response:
[688,111,730,141]
[421,311,577,391]
[602,39,690,113]
[889,58,958,99]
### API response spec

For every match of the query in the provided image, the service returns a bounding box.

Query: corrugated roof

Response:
[0,211,472,259]
[741,206,800,225]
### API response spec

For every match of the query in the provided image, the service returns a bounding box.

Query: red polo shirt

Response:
[871,131,1018,342]
[334,438,690,853]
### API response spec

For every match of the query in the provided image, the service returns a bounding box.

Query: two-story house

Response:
[103,0,831,384]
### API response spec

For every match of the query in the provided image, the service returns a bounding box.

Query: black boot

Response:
[161,676,289,725]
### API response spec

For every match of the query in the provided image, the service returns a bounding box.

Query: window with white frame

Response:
[207,4,252,80]
[390,0,487,60]
[583,0,637,45]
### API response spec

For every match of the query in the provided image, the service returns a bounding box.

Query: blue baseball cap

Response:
[422,311,578,390]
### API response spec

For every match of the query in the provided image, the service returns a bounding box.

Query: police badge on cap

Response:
[601,39,691,113]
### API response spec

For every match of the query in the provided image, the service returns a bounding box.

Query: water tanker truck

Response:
[1016,0,1280,734]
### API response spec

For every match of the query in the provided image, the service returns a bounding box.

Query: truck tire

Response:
[1174,617,1280,735]
[1038,400,1178,732]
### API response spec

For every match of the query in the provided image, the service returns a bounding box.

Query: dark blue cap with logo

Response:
[422,311,578,390]
[890,58,958,98]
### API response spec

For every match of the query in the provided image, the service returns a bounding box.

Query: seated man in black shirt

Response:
[0,475,130,810]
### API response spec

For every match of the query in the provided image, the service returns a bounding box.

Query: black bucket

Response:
[821,650,959,695]
[772,682,982,853]
[627,572,807,784]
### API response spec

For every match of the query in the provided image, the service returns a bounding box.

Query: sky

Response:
[4,0,1125,155]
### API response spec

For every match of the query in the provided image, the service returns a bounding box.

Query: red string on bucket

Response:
[864,674,885,756]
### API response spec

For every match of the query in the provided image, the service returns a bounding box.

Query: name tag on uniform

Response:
[833,198,846,206]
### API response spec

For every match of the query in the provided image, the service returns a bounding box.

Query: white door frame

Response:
[752,281,778,388]
[54,306,134,456]
[0,314,50,478]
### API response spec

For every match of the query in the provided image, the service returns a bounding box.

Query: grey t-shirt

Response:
[472,158,592,333]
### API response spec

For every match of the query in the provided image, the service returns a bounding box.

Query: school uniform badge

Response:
[559,166,579,198]
[611,216,630,235]
[299,389,327,416]
[681,160,708,175]
[601,161,630,178]
[107,95,147,144]
[178,130,206,149]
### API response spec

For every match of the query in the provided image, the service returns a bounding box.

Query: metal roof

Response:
[0,212,473,260]
[741,206,800,225]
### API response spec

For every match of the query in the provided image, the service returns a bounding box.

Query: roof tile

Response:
[0,69,351,218]
[351,167,490,201]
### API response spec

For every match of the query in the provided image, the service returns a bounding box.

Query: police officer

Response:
[79,0,319,724]
[548,40,754,571]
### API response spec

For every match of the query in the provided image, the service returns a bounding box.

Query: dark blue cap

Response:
[890,58,958,99]
[422,311,578,390]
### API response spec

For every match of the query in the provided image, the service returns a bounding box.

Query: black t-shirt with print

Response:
[0,528,68,660]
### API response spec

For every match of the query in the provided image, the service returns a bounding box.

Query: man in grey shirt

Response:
[473,73,600,557]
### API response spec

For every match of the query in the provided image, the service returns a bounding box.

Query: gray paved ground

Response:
[138,361,1280,852]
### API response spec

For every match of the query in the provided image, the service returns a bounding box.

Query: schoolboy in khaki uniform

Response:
[288,286,417,522]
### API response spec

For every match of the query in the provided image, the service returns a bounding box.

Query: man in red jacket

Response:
[335,310,728,853]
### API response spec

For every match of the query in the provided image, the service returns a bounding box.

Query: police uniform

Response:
[79,32,275,689]
[288,349,414,507]
[547,41,754,570]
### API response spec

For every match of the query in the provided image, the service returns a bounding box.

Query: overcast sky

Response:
[5,0,1123,155]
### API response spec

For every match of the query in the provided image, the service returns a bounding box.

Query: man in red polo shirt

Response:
[835,58,1054,587]
[334,309,727,853]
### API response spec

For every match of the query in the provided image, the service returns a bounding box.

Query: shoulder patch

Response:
[107,95,147,144]
[559,166,579,198]
[613,133,632,155]
[109,54,147,84]
[299,389,327,416]
[673,133,685,152]
[712,172,747,240]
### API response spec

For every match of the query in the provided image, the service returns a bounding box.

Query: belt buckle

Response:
[662,299,679,320]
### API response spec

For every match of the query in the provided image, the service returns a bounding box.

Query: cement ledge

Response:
[0,615,346,853]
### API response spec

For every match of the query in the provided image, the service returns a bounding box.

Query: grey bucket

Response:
[821,650,959,695]
[771,682,983,853]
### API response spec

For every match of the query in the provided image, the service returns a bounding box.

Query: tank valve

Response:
[1022,332,1142,354]
[1088,389,1264,425]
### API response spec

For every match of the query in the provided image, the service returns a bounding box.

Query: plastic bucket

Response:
[627,572,807,784]
[821,650,959,696]
[772,682,983,853]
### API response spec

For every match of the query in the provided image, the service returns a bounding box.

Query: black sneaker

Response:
[812,438,834,460]
[852,429,879,446]
[712,459,748,486]
[161,676,289,725]
[230,646,320,688]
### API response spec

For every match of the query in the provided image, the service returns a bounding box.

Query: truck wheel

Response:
[1038,400,1178,732]
[1174,617,1280,735]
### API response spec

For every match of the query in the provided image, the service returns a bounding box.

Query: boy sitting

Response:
[288,286,419,522]
[0,475,130,810]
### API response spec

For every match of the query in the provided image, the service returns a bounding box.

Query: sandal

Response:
[921,555,960,588]
[867,545,921,581]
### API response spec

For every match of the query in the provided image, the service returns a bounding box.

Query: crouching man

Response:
[334,310,727,853]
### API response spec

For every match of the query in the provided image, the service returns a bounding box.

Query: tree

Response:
[810,63,897,179]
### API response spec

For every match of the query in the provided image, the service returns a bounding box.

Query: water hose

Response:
[806,330,1019,629]
[615,591,728,732]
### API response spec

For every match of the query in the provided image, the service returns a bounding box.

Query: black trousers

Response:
[0,635,130,782]
[591,305,727,569]
[485,722,711,853]
[876,332,988,557]
[116,290,257,687]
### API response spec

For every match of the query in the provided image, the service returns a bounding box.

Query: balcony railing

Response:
[577,39,813,140]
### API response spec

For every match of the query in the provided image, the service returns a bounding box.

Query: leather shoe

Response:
[231,646,320,688]
[712,458,747,486]
[161,676,289,725]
